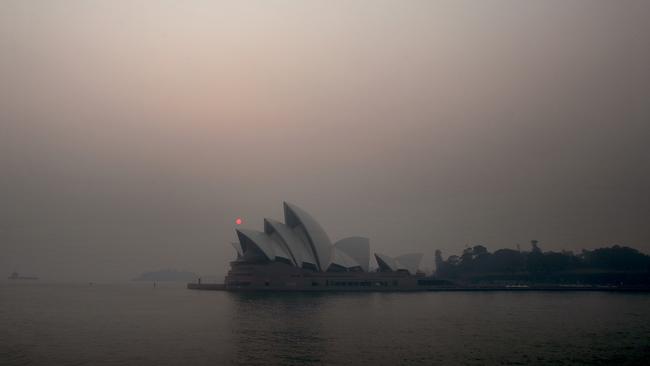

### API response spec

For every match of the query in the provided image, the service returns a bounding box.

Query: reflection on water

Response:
[229,293,331,365]
[226,291,650,365]
[1,283,650,365]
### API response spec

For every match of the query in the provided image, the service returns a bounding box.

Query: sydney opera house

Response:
[218,202,437,291]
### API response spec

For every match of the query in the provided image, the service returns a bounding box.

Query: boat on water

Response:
[8,271,39,280]
[188,202,444,292]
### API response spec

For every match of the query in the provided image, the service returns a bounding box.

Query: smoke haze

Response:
[1,1,649,281]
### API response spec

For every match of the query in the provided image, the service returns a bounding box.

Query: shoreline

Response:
[187,283,650,292]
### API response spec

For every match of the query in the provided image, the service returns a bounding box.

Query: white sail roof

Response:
[231,242,243,260]
[231,202,420,274]
[328,247,361,270]
[375,253,399,272]
[264,218,305,266]
[283,202,332,271]
[292,225,318,268]
[374,252,423,274]
[395,253,424,274]
[236,229,276,262]
[334,237,370,272]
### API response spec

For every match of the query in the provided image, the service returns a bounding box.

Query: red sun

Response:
[235,217,243,225]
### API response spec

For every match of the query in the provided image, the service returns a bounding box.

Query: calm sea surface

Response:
[1,282,649,365]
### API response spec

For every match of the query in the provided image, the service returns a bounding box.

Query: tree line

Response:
[435,241,650,283]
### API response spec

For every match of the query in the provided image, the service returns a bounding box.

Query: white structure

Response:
[374,253,424,275]
[334,237,371,272]
[233,202,422,274]
[283,202,332,271]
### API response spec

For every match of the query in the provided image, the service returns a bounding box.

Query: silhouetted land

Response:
[435,242,650,286]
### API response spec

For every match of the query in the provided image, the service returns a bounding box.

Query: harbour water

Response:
[2,282,649,365]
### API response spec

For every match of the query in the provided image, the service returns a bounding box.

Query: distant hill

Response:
[133,269,198,282]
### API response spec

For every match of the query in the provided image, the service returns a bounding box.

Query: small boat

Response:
[8,271,39,280]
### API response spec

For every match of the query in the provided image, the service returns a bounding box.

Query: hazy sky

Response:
[2,1,649,281]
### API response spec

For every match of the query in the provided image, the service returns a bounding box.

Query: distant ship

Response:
[8,271,39,280]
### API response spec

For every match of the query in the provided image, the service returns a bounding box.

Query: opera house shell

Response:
[222,202,432,291]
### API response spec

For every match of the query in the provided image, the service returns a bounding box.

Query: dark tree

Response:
[434,241,649,284]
